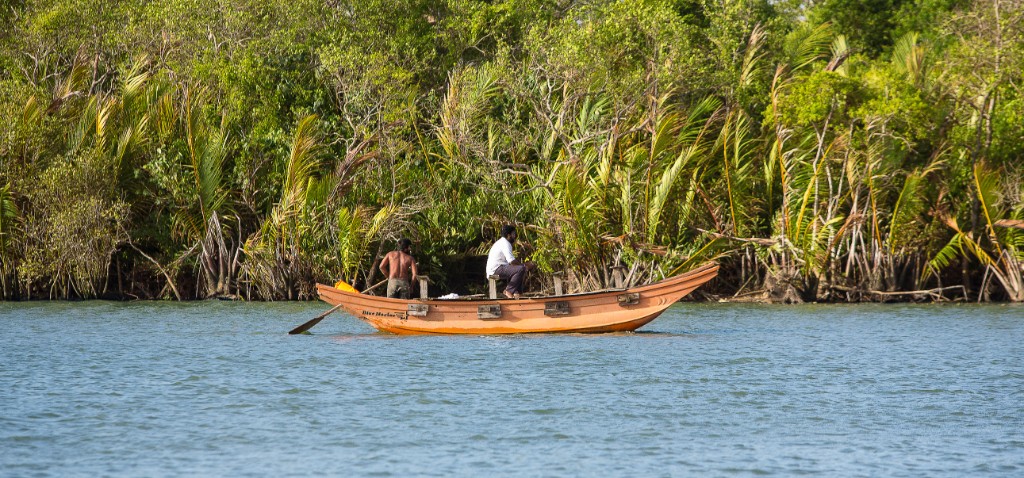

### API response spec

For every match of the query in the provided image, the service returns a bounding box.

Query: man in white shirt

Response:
[485,225,536,299]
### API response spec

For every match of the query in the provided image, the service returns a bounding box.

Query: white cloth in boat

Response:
[485,237,515,277]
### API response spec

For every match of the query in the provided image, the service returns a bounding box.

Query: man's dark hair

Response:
[398,238,412,251]
[500,225,516,238]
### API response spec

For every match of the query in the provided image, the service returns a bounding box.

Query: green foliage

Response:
[777,71,861,128]
[18,153,129,298]
[525,0,711,99]
[809,0,906,56]
[1,0,1023,301]
[0,183,18,283]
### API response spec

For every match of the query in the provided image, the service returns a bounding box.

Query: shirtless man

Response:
[379,238,418,299]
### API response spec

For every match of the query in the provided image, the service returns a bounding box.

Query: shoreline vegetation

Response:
[1,1,1022,303]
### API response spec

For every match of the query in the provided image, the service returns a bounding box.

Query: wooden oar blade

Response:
[288,315,326,335]
[288,303,344,335]
[288,279,386,334]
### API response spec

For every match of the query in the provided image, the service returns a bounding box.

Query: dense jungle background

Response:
[0,0,1022,302]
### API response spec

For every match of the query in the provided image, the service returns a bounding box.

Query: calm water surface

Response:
[1,302,1022,477]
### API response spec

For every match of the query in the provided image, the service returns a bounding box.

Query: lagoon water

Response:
[1,302,1022,477]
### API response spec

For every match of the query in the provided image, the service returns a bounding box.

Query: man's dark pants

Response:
[494,264,528,295]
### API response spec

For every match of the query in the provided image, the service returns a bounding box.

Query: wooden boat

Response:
[314,262,718,335]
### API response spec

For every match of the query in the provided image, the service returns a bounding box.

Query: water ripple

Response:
[1,301,1022,476]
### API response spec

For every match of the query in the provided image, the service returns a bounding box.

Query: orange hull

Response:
[316,263,718,335]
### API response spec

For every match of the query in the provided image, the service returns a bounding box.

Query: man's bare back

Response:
[380,250,417,281]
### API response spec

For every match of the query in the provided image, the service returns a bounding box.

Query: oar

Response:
[288,303,344,335]
[288,279,387,335]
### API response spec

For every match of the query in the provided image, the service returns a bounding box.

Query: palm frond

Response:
[367,204,399,240]
[781,135,819,240]
[576,95,610,135]
[336,209,361,278]
[667,237,732,277]
[891,32,926,85]
[648,136,708,240]
[829,35,850,76]
[95,97,117,145]
[304,175,338,210]
[69,96,98,153]
[739,23,768,87]
[887,168,928,253]
[54,58,90,104]
[974,162,1004,234]
[784,23,833,73]
[716,108,759,236]
[924,232,963,281]
[197,125,228,216]
[122,55,151,101]
[155,90,176,139]
[0,183,19,257]
[437,66,499,163]
[114,114,150,169]
[22,95,42,125]
[283,114,322,202]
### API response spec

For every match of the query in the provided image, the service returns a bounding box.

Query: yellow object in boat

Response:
[334,280,358,293]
